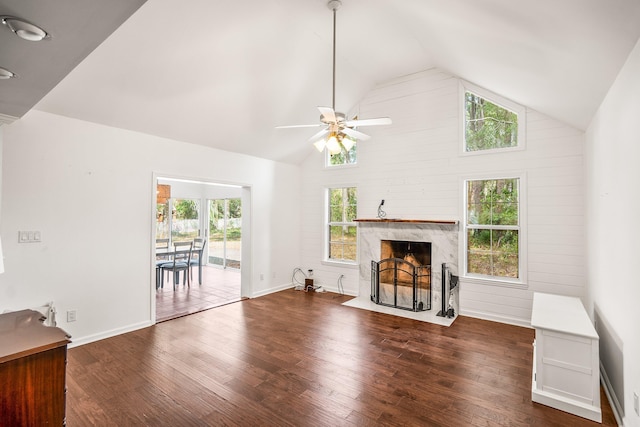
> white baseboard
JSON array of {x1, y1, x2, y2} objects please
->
[
  {"x1": 600, "y1": 362, "x2": 624, "y2": 426},
  {"x1": 459, "y1": 308, "x2": 531, "y2": 328},
  {"x1": 251, "y1": 282, "x2": 297, "y2": 298},
  {"x1": 532, "y1": 388, "x2": 602, "y2": 423},
  {"x1": 68, "y1": 320, "x2": 153, "y2": 348},
  {"x1": 315, "y1": 285, "x2": 358, "y2": 296}
]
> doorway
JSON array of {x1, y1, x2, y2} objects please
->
[{"x1": 153, "y1": 176, "x2": 250, "y2": 322}]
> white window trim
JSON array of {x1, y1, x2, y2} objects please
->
[
  {"x1": 323, "y1": 186, "x2": 359, "y2": 266},
  {"x1": 323, "y1": 147, "x2": 358, "y2": 169},
  {"x1": 323, "y1": 160, "x2": 359, "y2": 171},
  {"x1": 459, "y1": 80, "x2": 527, "y2": 156},
  {"x1": 460, "y1": 172, "x2": 528, "y2": 287}
]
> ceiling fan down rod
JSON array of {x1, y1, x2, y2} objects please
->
[{"x1": 328, "y1": 0, "x2": 341, "y2": 112}]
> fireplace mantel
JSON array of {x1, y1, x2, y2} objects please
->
[{"x1": 355, "y1": 218, "x2": 458, "y2": 225}]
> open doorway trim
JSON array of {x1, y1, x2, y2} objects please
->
[{"x1": 150, "y1": 172, "x2": 253, "y2": 323}]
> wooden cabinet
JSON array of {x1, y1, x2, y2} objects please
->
[
  {"x1": 531, "y1": 293, "x2": 601, "y2": 423},
  {"x1": 0, "y1": 309, "x2": 71, "y2": 426}
]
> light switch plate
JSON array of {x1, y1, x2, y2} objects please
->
[{"x1": 18, "y1": 230, "x2": 41, "y2": 243}]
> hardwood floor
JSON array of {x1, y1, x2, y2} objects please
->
[
  {"x1": 156, "y1": 265, "x2": 241, "y2": 322},
  {"x1": 68, "y1": 290, "x2": 617, "y2": 426}
]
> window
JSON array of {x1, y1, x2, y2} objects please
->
[
  {"x1": 465, "y1": 178, "x2": 520, "y2": 280},
  {"x1": 171, "y1": 198, "x2": 201, "y2": 242},
  {"x1": 327, "y1": 138, "x2": 357, "y2": 166},
  {"x1": 327, "y1": 187, "x2": 357, "y2": 262},
  {"x1": 462, "y1": 82, "x2": 525, "y2": 153}
]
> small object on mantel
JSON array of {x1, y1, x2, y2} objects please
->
[{"x1": 354, "y1": 218, "x2": 458, "y2": 225}]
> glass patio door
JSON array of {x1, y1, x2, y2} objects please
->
[{"x1": 208, "y1": 198, "x2": 241, "y2": 269}]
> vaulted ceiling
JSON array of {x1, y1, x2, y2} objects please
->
[{"x1": 2, "y1": 0, "x2": 640, "y2": 164}]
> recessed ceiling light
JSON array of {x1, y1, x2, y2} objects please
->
[
  {"x1": 1, "y1": 16, "x2": 48, "y2": 41},
  {"x1": 0, "y1": 67, "x2": 17, "y2": 79}
]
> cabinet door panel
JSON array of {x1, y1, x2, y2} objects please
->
[{"x1": 0, "y1": 346, "x2": 67, "y2": 425}]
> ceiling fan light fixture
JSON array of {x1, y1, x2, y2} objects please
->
[
  {"x1": 0, "y1": 67, "x2": 17, "y2": 79},
  {"x1": 341, "y1": 137, "x2": 355, "y2": 151},
  {"x1": 314, "y1": 139, "x2": 327, "y2": 152},
  {"x1": 1, "y1": 16, "x2": 48, "y2": 41},
  {"x1": 326, "y1": 134, "x2": 341, "y2": 154}
]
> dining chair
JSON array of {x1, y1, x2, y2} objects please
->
[
  {"x1": 155, "y1": 238, "x2": 171, "y2": 289},
  {"x1": 189, "y1": 238, "x2": 207, "y2": 285},
  {"x1": 159, "y1": 241, "x2": 193, "y2": 290},
  {"x1": 155, "y1": 238, "x2": 169, "y2": 248}
]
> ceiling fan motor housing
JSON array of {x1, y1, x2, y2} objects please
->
[{"x1": 320, "y1": 111, "x2": 345, "y2": 124}]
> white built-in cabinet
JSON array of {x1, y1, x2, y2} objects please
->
[{"x1": 531, "y1": 292, "x2": 601, "y2": 423}]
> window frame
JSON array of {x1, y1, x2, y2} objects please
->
[
  {"x1": 460, "y1": 81, "x2": 527, "y2": 156},
  {"x1": 323, "y1": 186, "x2": 359, "y2": 266},
  {"x1": 461, "y1": 173, "x2": 527, "y2": 287},
  {"x1": 324, "y1": 141, "x2": 358, "y2": 168}
]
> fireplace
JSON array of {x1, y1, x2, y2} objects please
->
[{"x1": 370, "y1": 240, "x2": 431, "y2": 311}]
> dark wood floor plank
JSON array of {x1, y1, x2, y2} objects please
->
[{"x1": 66, "y1": 289, "x2": 617, "y2": 426}]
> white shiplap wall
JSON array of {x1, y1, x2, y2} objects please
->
[{"x1": 300, "y1": 68, "x2": 585, "y2": 326}]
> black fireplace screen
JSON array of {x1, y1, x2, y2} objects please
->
[{"x1": 371, "y1": 258, "x2": 431, "y2": 312}]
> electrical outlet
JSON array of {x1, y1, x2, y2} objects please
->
[
  {"x1": 634, "y1": 391, "x2": 639, "y2": 416},
  {"x1": 260, "y1": 273, "x2": 264, "y2": 281},
  {"x1": 67, "y1": 310, "x2": 77, "y2": 322}
]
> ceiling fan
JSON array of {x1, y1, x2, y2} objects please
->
[{"x1": 276, "y1": 0, "x2": 392, "y2": 154}]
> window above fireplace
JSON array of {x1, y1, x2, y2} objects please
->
[{"x1": 461, "y1": 81, "x2": 526, "y2": 155}]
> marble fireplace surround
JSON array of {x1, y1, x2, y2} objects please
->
[{"x1": 343, "y1": 219, "x2": 460, "y2": 326}]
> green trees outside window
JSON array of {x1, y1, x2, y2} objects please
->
[
  {"x1": 209, "y1": 198, "x2": 241, "y2": 269},
  {"x1": 328, "y1": 187, "x2": 357, "y2": 262},
  {"x1": 172, "y1": 199, "x2": 200, "y2": 242},
  {"x1": 465, "y1": 91, "x2": 518, "y2": 152},
  {"x1": 329, "y1": 140, "x2": 357, "y2": 166},
  {"x1": 466, "y1": 178, "x2": 519, "y2": 279}
]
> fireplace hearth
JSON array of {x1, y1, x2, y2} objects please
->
[{"x1": 370, "y1": 240, "x2": 431, "y2": 312}]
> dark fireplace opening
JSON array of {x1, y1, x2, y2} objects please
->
[{"x1": 371, "y1": 240, "x2": 431, "y2": 312}]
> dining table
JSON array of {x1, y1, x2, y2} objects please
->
[{"x1": 155, "y1": 245, "x2": 205, "y2": 288}]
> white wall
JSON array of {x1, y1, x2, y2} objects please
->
[
  {"x1": 585, "y1": 38, "x2": 640, "y2": 426},
  {"x1": 0, "y1": 110, "x2": 301, "y2": 345},
  {"x1": 300, "y1": 68, "x2": 586, "y2": 326}
]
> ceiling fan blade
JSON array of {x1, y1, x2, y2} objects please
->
[
  {"x1": 275, "y1": 124, "x2": 323, "y2": 129},
  {"x1": 341, "y1": 127, "x2": 371, "y2": 141},
  {"x1": 308, "y1": 128, "x2": 329, "y2": 142},
  {"x1": 318, "y1": 106, "x2": 337, "y2": 124},
  {"x1": 344, "y1": 117, "x2": 392, "y2": 127}
]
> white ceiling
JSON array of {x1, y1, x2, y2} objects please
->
[
  {"x1": 3, "y1": 0, "x2": 640, "y2": 164},
  {"x1": 0, "y1": 0, "x2": 146, "y2": 120}
]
